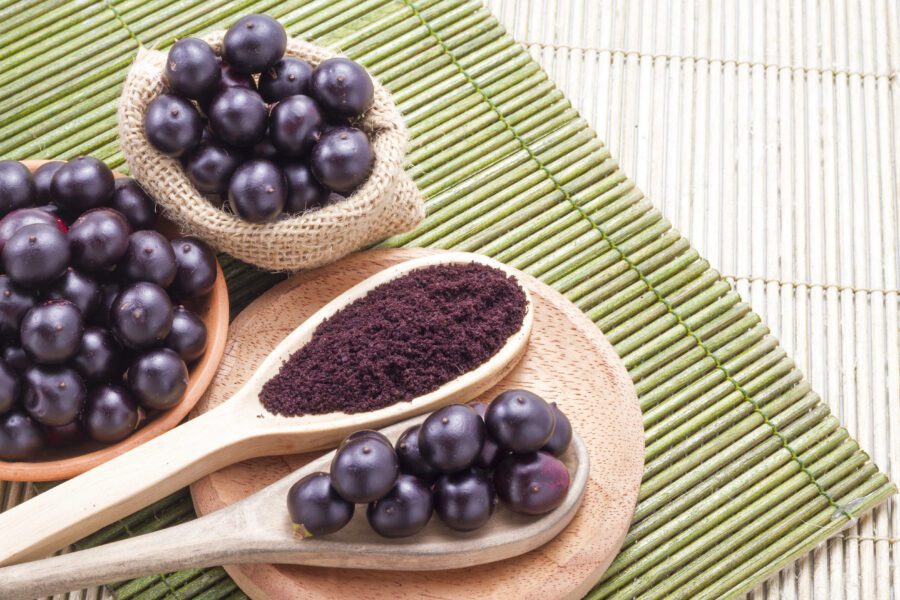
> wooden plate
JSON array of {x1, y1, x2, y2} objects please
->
[
  {"x1": 191, "y1": 248, "x2": 643, "y2": 600},
  {"x1": 0, "y1": 160, "x2": 230, "y2": 482}
]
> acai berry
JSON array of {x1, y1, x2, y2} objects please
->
[
  {"x1": 330, "y1": 435, "x2": 398, "y2": 503},
  {"x1": 310, "y1": 127, "x2": 373, "y2": 193},
  {"x1": 110, "y1": 282, "x2": 173, "y2": 349},
  {"x1": 395, "y1": 424, "x2": 439, "y2": 482},
  {"x1": 367, "y1": 474, "x2": 433, "y2": 538},
  {"x1": 144, "y1": 94, "x2": 204, "y2": 157},
  {"x1": 484, "y1": 389, "x2": 556, "y2": 453},
  {"x1": 126, "y1": 348, "x2": 188, "y2": 411},
  {"x1": 165, "y1": 38, "x2": 221, "y2": 101},
  {"x1": 418, "y1": 404, "x2": 485, "y2": 473},
  {"x1": 493, "y1": 452, "x2": 570, "y2": 515},
  {"x1": 223, "y1": 14, "x2": 287, "y2": 74},
  {"x1": 286, "y1": 472, "x2": 354, "y2": 538},
  {"x1": 111, "y1": 179, "x2": 157, "y2": 230},
  {"x1": 433, "y1": 468, "x2": 496, "y2": 531},
  {"x1": 542, "y1": 403, "x2": 572, "y2": 456},
  {"x1": 227, "y1": 159, "x2": 285, "y2": 223},
  {"x1": 0, "y1": 161, "x2": 36, "y2": 216},
  {"x1": 309, "y1": 57, "x2": 375, "y2": 117},
  {"x1": 259, "y1": 58, "x2": 313, "y2": 103}
]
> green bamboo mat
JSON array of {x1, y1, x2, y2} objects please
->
[{"x1": 1, "y1": 0, "x2": 895, "y2": 598}]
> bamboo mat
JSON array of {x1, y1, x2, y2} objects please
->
[
  {"x1": 0, "y1": 0, "x2": 896, "y2": 598},
  {"x1": 485, "y1": 2, "x2": 900, "y2": 598}
]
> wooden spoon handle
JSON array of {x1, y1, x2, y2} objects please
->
[
  {"x1": 0, "y1": 508, "x2": 254, "y2": 600},
  {"x1": 0, "y1": 402, "x2": 251, "y2": 566}
]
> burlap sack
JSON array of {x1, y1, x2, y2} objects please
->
[{"x1": 117, "y1": 32, "x2": 425, "y2": 271}]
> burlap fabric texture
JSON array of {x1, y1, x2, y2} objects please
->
[{"x1": 118, "y1": 32, "x2": 425, "y2": 271}]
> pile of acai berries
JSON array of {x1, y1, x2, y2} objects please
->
[
  {"x1": 145, "y1": 14, "x2": 376, "y2": 224},
  {"x1": 0, "y1": 158, "x2": 216, "y2": 461},
  {"x1": 287, "y1": 390, "x2": 573, "y2": 538}
]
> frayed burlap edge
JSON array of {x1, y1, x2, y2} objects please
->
[{"x1": 117, "y1": 32, "x2": 425, "y2": 272}]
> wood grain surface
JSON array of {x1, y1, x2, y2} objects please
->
[{"x1": 191, "y1": 248, "x2": 644, "y2": 600}]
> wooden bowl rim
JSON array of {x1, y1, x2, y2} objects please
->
[{"x1": 0, "y1": 159, "x2": 230, "y2": 482}]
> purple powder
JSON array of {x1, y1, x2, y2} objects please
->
[{"x1": 260, "y1": 262, "x2": 527, "y2": 416}]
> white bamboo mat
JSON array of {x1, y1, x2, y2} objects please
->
[{"x1": 482, "y1": 0, "x2": 899, "y2": 598}]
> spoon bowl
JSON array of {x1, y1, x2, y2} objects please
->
[
  {"x1": 0, "y1": 252, "x2": 533, "y2": 566},
  {"x1": 0, "y1": 413, "x2": 587, "y2": 600}
]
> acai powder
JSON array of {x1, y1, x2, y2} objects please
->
[{"x1": 260, "y1": 263, "x2": 527, "y2": 416}]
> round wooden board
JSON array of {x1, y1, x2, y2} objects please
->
[{"x1": 190, "y1": 248, "x2": 644, "y2": 600}]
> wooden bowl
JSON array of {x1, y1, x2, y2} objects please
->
[{"x1": 0, "y1": 160, "x2": 230, "y2": 482}]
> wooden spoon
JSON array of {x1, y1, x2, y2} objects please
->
[
  {"x1": 0, "y1": 413, "x2": 587, "y2": 600},
  {"x1": 0, "y1": 252, "x2": 533, "y2": 566}
]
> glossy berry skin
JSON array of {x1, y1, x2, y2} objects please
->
[
  {"x1": 367, "y1": 474, "x2": 433, "y2": 538},
  {"x1": 33, "y1": 161, "x2": 64, "y2": 204},
  {"x1": 227, "y1": 159, "x2": 285, "y2": 223},
  {"x1": 269, "y1": 95, "x2": 323, "y2": 156},
  {"x1": 282, "y1": 161, "x2": 328, "y2": 213},
  {"x1": 110, "y1": 282, "x2": 173, "y2": 349},
  {"x1": 20, "y1": 301, "x2": 84, "y2": 365},
  {"x1": 144, "y1": 94, "x2": 204, "y2": 157},
  {"x1": 83, "y1": 384, "x2": 141, "y2": 443},
  {"x1": 23, "y1": 364, "x2": 85, "y2": 426},
  {"x1": 0, "y1": 411, "x2": 43, "y2": 460},
  {"x1": 45, "y1": 419, "x2": 84, "y2": 448},
  {"x1": 165, "y1": 38, "x2": 221, "y2": 100},
  {"x1": 0, "y1": 160, "x2": 36, "y2": 216},
  {"x1": 223, "y1": 14, "x2": 287, "y2": 74},
  {"x1": 47, "y1": 268, "x2": 101, "y2": 317},
  {"x1": 310, "y1": 127, "x2": 373, "y2": 193},
  {"x1": 68, "y1": 208, "x2": 132, "y2": 272},
  {"x1": 72, "y1": 326, "x2": 121, "y2": 383},
  {"x1": 0, "y1": 275, "x2": 36, "y2": 338},
  {"x1": 208, "y1": 88, "x2": 268, "y2": 148},
  {"x1": 121, "y1": 230, "x2": 177, "y2": 287},
  {"x1": 0, "y1": 359, "x2": 20, "y2": 414},
  {"x1": 184, "y1": 139, "x2": 243, "y2": 195},
  {"x1": 310, "y1": 58, "x2": 375, "y2": 117},
  {"x1": 170, "y1": 236, "x2": 217, "y2": 299},
  {"x1": 330, "y1": 436, "x2": 399, "y2": 503},
  {"x1": 418, "y1": 404, "x2": 485, "y2": 473},
  {"x1": 259, "y1": 58, "x2": 313, "y2": 103},
  {"x1": 49, "y1": 157, "x2": 115, "y2": 213},
  {"x1": 395, "y1": 425, "x2": 438, "y2": 482},
  {"x1": 494, "y1": 452, "x2": 570, "y2": 515},
  {"x1": 165, "y1": 306, "x2": 207, "y2": 362},
  {"x1": 0, "y1": 208, "x2": 65, "y2": 252},
  {"x1": 127, "y1": 348, "x2": 188, "y2": 410},
  {"x1": 342, "y1": 429, "x2": 391, "y2": 448},
  {"x1": 287, "y1": 472, "x2": 354, "y2": 538},
  {"x1": 2, "y1": 345, "x2": 30, "y2": 372},
  {"x1": 3, "y1": 223, "x2": 70, "y2": 287},
  {"x1": 484, "y1": 389, "x2": 556, "y2": 453},
  {"x1": 433, "y1": 468, "x2": 497, "y2": 531},
  {"x1": 542, "y1": 403, "x2": 572, "y2": 457},
  {"x1": 111, "y1": 179, "x2": 157, "y2": 230}
]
